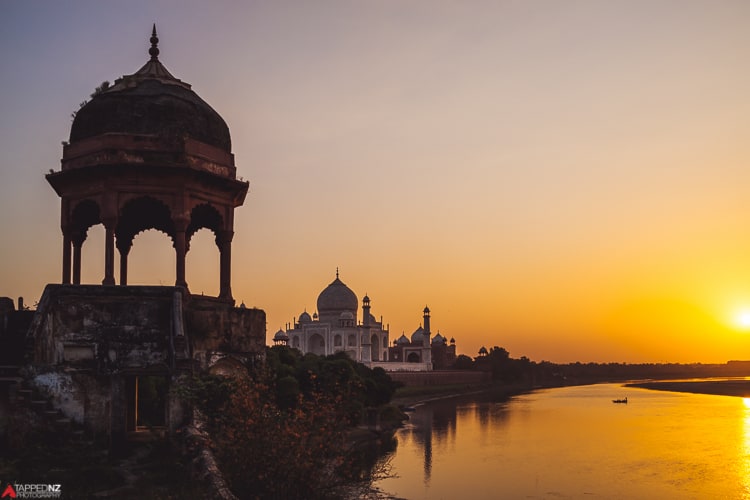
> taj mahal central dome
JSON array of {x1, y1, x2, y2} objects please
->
[{"x1": 316, "y1": 270, "x2": 358, "y2": 315}]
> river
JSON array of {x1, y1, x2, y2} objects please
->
[{"x1": 374, "y1": 382, "x2": 750, "y2": 499}]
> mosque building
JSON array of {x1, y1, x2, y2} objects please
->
[
  {"x1": 274, "y1": 271, "x2": 458, "y2": 371},
  {"x1": 388, "y1": 310, "x2": 457, "y2": 370}
]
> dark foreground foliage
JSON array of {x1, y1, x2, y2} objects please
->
[
  {"x1": 185, "y1": 346, "x2": 400, "y2": 499},
  {"x1": 0, "y1": 405, "x2": 207, "y2": 499}
]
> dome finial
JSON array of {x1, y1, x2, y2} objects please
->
[
  {"x1": 336, "y1": 267, "x2": 339, "y2": 279},
  {"x1": 149, "y1": 24, "x2": 160, "y2": 61}
]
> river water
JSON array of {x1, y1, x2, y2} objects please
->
[{"x1": 374, "y1": 382, "x2": 750, "y2": 499}]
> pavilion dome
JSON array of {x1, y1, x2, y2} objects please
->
[
  {"x1": 299, "y1": 311, "x2": 312, "y2": 323},
  {"x1": 396, "y1": 333, "x2": 410, "y2": 345},
  {"x1": 273, "y1": 329, "x2": 288, "y2": 341},
  {"x1": 431, "y1": 333, "x2": 445, "y2": 345},
  {"x1": 69, "y1": 26, "x2": 231, "y2": 152},
  {"x1": 317, "y1": 273, "x2": 358, "y2": 315}
]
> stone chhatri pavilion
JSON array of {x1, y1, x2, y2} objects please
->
[
  {"x1": 47, "y1": 25, "x2": 247, "y2": 300},
  {"x1": 0, "y1": 27, "x2": 265, "y2": 450}
]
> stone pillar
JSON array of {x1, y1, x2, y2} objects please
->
[
  {"x1": 119, "y1": 247, "x2": 130, "y2": 286},
  {"x1": 218, "y1": 230, "x2": 234, "y2": 300},
  {"x1": 174, "y1": 218, "x2": 188, "y2": 288},
  {"x1": 62, "y1": 231, "x2": 72, "y2": 284},
  {"x1": 71, "y1": 232, "x2": 84, "y2": 285},
  {"x1": 102, "y1": 219, "x2": 116, "y2": 285}
]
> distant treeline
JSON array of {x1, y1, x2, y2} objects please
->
[{"x1": 453, "y1": 347, "x2": 750, "y2": 384}]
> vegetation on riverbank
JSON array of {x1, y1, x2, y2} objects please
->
[
  {"x1": 182, "y1": 345, "x2": 403, "y2": 499},
  {"x1": 452, "y1": 345, "x2": 750, "y2": 386},
  {"x1": 1, "y1": 346, "x2": 403, "y2": 499},
  {"x1": 393, "y1": 382, "x2": 489, "y2": 402}
]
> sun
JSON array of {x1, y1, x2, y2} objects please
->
[{"x1": 735, "y1": 310, "x2": 750, "y2": 331}]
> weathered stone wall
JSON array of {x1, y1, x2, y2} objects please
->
[
  {"x1": 0, "y1": 298, "x2": 34, "y2": 364},
  {"x1": 28, "y1": 285, "x2": 266, "y2": 371},
  {"x1": 186, "y1": 296, "x2": 265, "y2": 367},
  {"x1": 24, "y1": 285, "x2": 266, "y2": 439},
  {"x1": 370, "y1": 361, "x2": 432, "y2": 372},
  {"x1": 28, "y1": 285, "x2": 175, "y2": 370},
  {"x1": 387, "y1": 370, "x2": 491, "y2": 387}
]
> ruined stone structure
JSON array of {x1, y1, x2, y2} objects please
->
[
  {"x1": 0, "y1": 27, "x2": 265, "y2": 449},
  {"x1": 25, "y1": 285, "x2": 263, "y2": 444}
]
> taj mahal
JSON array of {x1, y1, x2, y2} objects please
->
[{"x1": 274, "y1": 270, "x2": 457, "y2": 371}]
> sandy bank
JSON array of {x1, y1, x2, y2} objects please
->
[
  {"x1": 391, "y1": 381, "x2": 546, "y2": 409},
  {"x1": 627, "y1": 379, "x2": 750, "y2": 398}
]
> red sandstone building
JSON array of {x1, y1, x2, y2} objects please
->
[{"x1": 0, "y1": 27, "x2": 265, "y2": 449}]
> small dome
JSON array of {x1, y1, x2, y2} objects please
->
[
  {"x1": 299, "y1": 311, "x2": 312, "y2": 323},
  {"x1": 450, "y1": 337, "x2": 456, "y2": 344},
  {"x1": 431, "y1": 333, "x2": 445, "y2": 345},
  {"x1": 273, "y1": 329, "x2": 288, "y2": 341},
  {"x1": 411, "y1": 326, "x2": 425, "y2": 344},
  {"x1": 396, "y1": 333, "x2": 410, "y2": 345},
  {"x1": 317, "y1": 274, "x2": 358, "y2": 314}
]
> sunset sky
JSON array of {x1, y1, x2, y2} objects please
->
[{"x1": 2, "y1": 1, "x2": 750, "y2": 363}]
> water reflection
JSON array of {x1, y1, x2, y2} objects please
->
[
  {"x1": 742, "y1": 398, "x2": 750, "y2": 497},
  {"x1": 377, "y1": 384, "x2": 750, "y2": 499},
  {"x1": 401, "y1": 398, "x2": 458, "y2": 483}
]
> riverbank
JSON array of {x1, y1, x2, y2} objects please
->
[
  {"x1": 390, "y1": 380, "x2": 548, "y2": 409},
  {"x1": 627, "y1": 379, "x2": 750, "y2": 398}
]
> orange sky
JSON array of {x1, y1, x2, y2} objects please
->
[{"x1": 2, "y1": 1, "x2": 750, "y2": 363}]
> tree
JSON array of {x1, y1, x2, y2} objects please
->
[
  {"x1": 453, "y1": 354, "x2": 474, "y2": 370},
  {"x1": 212, "y1": 375, "x2": 353, "y2": 499},
  {"x1": 184, "y1": 346, "x2": 399, "y2": 498}
]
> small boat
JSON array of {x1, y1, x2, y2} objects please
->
[{"x1": 612, "y1": 397, "x2": 628, "y2": 404}]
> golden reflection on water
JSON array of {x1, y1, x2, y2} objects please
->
[
  {"x1": 743, "y1": 398, "x2": 750, "y2": 498},
  {"x1": 379, "y1": 384, "x2": 750, "y2": 499}
]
